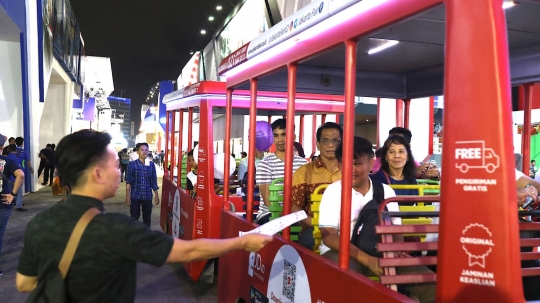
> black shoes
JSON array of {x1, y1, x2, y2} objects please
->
[
  {"x1": 41, "y1": 183, "x2": 47, "y2": 186},
  {"x1": 15, "y1": 207, "x2": 28, "y2": 212}
]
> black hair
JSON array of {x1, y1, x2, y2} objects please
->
[
  {"x1": 7, "y1": 144, "x2": 17, "y2": 153},
  {"x1": 316, "y1": 122, "x2": 343, "y2": 142},
  {"x1": 136, "y1": 142, "x2": 149, "y2": 151},
  {"x1": 2, "y1": 148, "x2": 9, "y2": 155},
  {"x1": 187, "y1": 149, "x2": 194, "y2": 157},
  {"x1": 231, "y1": 153, "x2": 236, "y2": 158},
  {"x1": 46, "y1": 144, "x2": 52, "y2": 148},
  {"x1": 15, "y1": 137, "x2": 23, "y2": 146},
  {"x1": 388, "y1": 127, "x2": 412, "y2": 144},
  {"x1": 51, "y1": 144, "x2": 56, "y2": 150},
  {"x1": 532, "y1": 160, "x2": 536, "y2": 164},
  {"x1": 335, "y1": 136, "x2": 374, "y2": 163},
  {"x1": 379, "y1": 135, "x2": 417, "y2": 182},
  {"x1": 293, "y1": 142, "x2": 305, "y2": 158},
  {"x1": 271, "y1": 118, "x2": 287, "y2": 131},
  {"x1": 241, "y1": 151, "x2": 247, "y2": 157},
  {"x1": 8, "y1": 137, "x2": 15, "y2": 142},
  {"x1": 56, "y1": 129, "x2": 112, "y2": 190}
]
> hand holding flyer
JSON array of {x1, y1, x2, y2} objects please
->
[{"x1": 239, "y1": 211, "x2": 307, "y2": 236}]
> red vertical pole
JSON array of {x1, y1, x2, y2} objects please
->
[
  {"x1": 283, "y1": 64, "x2": 297, "y2": 240},
  {"x1": 376, "y1": 98, "x2": 381, "y2": 149},
  {"x1": 247, "y1": 80, "x2": 258, "y2": 223},
  {"x1": 299, "y1": 115, "x2": 304, "y2": 146},
  {"x1": 437, "y1": 0, "x2": 521, "y2": 301},
  {"x1": 339, "y1": 40, "x2": 356, "y2": 269},
  {"x1": 395, "y1": 99, "x2": 404, "y2": 127},
  {"x1": 335, "y1": 114, "x2": 340, "y2": 124},
  {"x1": 188, "y1": 108, "x2": 193, "y2": 160},
  {"x1": 177, "y1": 110, "x2": 184, "y2": 188},
  {"x1": 310, "y1": 116, "x2": 317, "y2": 159},
  {"x1": 403, "y1": 98, "x2": 411, "y2": 129},
  {"x1": 321, "y1": 114, "x2": 327, "y2": 125},
  {"x1": 428, "y1": 97, "x2": 434, "y2": 155},
  {"x1": 523, "y1": 83, "x2": 535, "y2": 173},
  {"x1": 164, "y1": 111, "x2": 170, "y2": 178},
  {"x1": 170, "y1": 110, "x2": 176, "y2": 181},
  {"x1": 223, "y1": 89, "x2": 233, "y2": 211}
]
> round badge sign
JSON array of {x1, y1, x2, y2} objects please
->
[
  {"x1": 267, "y1": 245, "x2": 311, "y2": 303},
  {"x1": 172, "y1": 189, "x2": 181, "y2": 238}
]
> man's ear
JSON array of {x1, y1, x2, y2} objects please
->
[{"x1": 92, "y1": 166, "x2": 106, "y2": 184}]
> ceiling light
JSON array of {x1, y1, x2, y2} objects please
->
[
  {"x1": 216, "y1": 5, "x2": 222, "y2": 10},
  {"x1": 190, "y1": 51, "x2": 194, "y2": 55},
  {"x1": 502, "y1": 0, "x2": 517, "y2": 9},
  {"x1": 208, "y1": 16, "x2": 215, "y2": 21},
  {"x1": 367, "y1": 38, "x2": 399, "y2": 55},
  {"x1": 201, "y1": 30, "x2": 207, "y2": 34},
  {"x1": 366, "y1": 119, "x2": 369, "y2": 121}
]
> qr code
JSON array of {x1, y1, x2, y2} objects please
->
[{"x1": 282, "y1": 259, "x2": 296, "y2": 302}]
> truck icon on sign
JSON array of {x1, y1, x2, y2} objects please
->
[{"x1": 455, "y1": 141, "x2": 500, "y2": 173}]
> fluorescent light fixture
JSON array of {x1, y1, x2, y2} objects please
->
[
  {"x1": 208, "y1": 16, "x2": 215, "y2": 21},
  {"x1": 200, "y1": 30, "x2": 207, "y2": 34},
  {"x1": 502, "y1": 0, "x2": 517, "y2": 9},
  {"x1": 368, "y1": 38, "x2": 399, "y2": 54},
  {"x1": 216, "y1": 5, "x2": 222, "y2": 10}
]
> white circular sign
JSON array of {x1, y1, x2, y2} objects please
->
[
  {"x1": 172, "y1": 189, "x2": 181, "y2": 238},
  {"x1": 267, "y1": 245, "x2": 311, "y2": 303}
]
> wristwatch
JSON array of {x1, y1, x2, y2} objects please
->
[{"x1": 10, "y1": 192, "x2": 17, "y2": 197}]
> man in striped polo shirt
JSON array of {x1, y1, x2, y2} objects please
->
[{"x1": 255, "y1": 119, "x2": 307, "y2": 224}]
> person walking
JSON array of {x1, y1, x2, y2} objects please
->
[
  {"x1": 42, "y1": 144, "x2": 55, "y2": 186},
  {"x1": 37, "y1": 144, "x2": 51, "y2": 178},
  {"x1": 125, "y1": 143, "x2": 159, "y2": 226},
  {"x1": 0, "y1": 135, "x2": 25, "y2": 276},
  {"x1": 15, "y1": 130, "x2": 271, "y2": 300},
  {"x1": 119, "y1": 148, "x2": 130, "y2": 182},
  {"x1": 6, "y1": 144, "x2": 27, "y2": 211}
]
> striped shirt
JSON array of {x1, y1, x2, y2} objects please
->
[{"x1": 256, "y1": 154, "x2": 308, "y2": 218}]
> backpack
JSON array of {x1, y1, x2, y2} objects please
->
[
  {"x1": 350, "y1": 181, "x2": 386, "y2": 257},
  {"x1": 120, "y1": 153, "x2": 130, "y2": 165},
  {"x1": 25, "y1": 208, "x2": 100, "y2": 303}
]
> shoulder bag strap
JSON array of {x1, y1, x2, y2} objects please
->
[{"x1": 58, "y1": 207, "x2": 101, "y2": 278}]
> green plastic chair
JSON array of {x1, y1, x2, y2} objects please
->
[{"x1": 268, "y1": 177, "x2": 302, "y2": 241}]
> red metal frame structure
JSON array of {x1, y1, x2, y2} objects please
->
[
  {"x1": 160, "y1": 81, "x2": 346, "y2": 282},
  {"x1": 522, "y1": 83, "x2": 535, "y2": 173},
  {"x1": 215, "y1": 0, "x2": 525, "y2": 302}
]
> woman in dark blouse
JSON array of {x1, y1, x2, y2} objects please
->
[{"x1": 371, "y1": 135, "x2": 418, "y2": 195}]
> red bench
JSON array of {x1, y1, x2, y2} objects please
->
[{"x1": 375, "y1": 196, "x2": 540, "y2": 291}]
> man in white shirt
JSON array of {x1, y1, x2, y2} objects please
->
[
  {"x1": 129, "y1": 147, "x2": 139, "y2": 161},
  {"x1": 319, "y1": 136, "x2": 435, "y2": 303}
]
